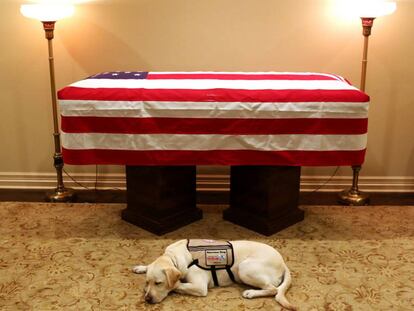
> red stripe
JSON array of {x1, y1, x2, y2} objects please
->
[
  {"x1": 62, "y1": 148, "x2": 366, "y2": 166},
  {"x1": 58, "y1": 87, "x2": 369, "y2": 103},
  {"x1": 61, "y1": 117, "x2": 368, "y2": 135},
  {"x1": 147, "y1": 73, "x2": 339, "y2": 81}
]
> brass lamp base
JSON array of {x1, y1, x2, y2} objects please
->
[
  {"x1": 338, "y1": 189, "x2": 370, "y2": 206},
  {"x1": 46, "y1": 187, "x2": 76, "y2": 203}
]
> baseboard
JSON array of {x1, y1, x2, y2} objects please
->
[
  {"x1": 300, "y1": 176, "x2": 414, "y2": 192},
  {"x1": 0, "y1": 172, "x2": 413, "y2": 193},
  {"x1": 0, "y1": 172, "x2": 126, "y2": 190},
  {"x1": 197, "y1": 174, "x2": 414, "y2": 193}
]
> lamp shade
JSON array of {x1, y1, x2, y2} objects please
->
[
  {"x1": 357, "y1": 1, "x2": 397, "y2": 18},
  {"x1": 20, "y1": 4, "x2": 74, "y2": 22}
]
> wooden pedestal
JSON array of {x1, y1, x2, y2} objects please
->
[
  {"x1": 122, "y1": 166, "x2": 202, "y2": 235},
  {"x1": 223, "y1": 166, "x2": 304, "y2": 236}
]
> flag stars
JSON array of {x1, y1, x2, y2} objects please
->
[{"x1": 88, "y1": 71, "x2": 147, "y2": 79}]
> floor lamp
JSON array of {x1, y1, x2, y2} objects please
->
[
  {"x1": 21, "y1": 3, "x2": 76, "y2": 202},
  {"x1": 338, "y1": 1, "x2": 397, "y2": 205}
]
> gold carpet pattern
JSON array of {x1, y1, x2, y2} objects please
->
[{"x1": 0, "y1": 202, "x2": 413, "y2": 310}]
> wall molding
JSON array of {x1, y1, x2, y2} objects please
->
[
  {"x1": 299, "y1": 176, "x2": 414, "y2": 193},
  {"x1": 0, "y1": 172, "x2": 413, "y2": 193},
  {"x1": 0, "y1": 172, "x2": 126, "y2": 190}
]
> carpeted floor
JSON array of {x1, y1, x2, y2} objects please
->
[{"x1": 0, "y1": 202, "x2": 413, "y2": 311}]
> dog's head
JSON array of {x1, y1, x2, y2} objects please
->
[{"x1": 144, "y1": 255, "x2": 181, "y2": 303}]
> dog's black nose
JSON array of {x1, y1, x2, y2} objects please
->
[{"x1": 145, "y1": 295, "x2": 153, "y2": 303}]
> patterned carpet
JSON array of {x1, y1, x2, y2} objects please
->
[{"x1": 0, "y1": 202, "x2": 413, "y2": 311}]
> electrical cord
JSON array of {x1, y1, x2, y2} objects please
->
[
  {"x1": 303, "y1": 166, "x2": 340, "y2": 195},
  {"x1": 63, "y1": 166, "x2": 339, "y2": 195},
  {"x1": 63, "y1": 166, "x2": 123, "y2": 192},
  {"x1": 95, "y1": 165, "x2": 123, "y2": 191},
  {"x1": 63, "y1": 168, "x2": 91, "y2": 190}
]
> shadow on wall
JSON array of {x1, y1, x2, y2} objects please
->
[
  {"x1": 55, "y1": 0, "x2": 342, "y2": 73},
  {"x1": 58, "y1": 5, "x2": 149, "y2": 74}
]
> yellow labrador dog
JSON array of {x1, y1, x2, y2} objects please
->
[{"x1": 133, "y1": 239, "x2": 296, "y2": 310}]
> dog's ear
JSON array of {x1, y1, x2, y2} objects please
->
[{"x1": 163, "y1": 267, "x2": 181, "y2": 289}]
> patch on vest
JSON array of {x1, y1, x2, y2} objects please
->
[
  {"x1": 206, "y1": 250, "x2": 227, "y2": 265},
  {"x1": 187, "y1": 239, "x2": 234, "y2": 269}
]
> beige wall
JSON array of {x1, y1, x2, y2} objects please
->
[{"x1": 1, "y1": 0, "x2": 413, "y2": 187}]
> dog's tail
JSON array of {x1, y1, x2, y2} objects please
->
[{"x1": 275, "y1": 264, "x2": 296, "y2": 311}]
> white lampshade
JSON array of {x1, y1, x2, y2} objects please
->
[
  {"x1": 20, "y1": 4, "x2": 74, "y2": 22},
  {"x1": 357, "y1": 1, "x2": 397, "y2": 18},
  {"x1": 333, "y1": 0, "x2": 397, "y2": 20}
]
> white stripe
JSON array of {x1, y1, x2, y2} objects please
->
[
  {"x1": 59, "y1": 100, "x2": 369, "y2": 119},
  {"x1": 61, "y1": 133, "x2": 367, "y2": 151},
  {"x1": 148, "y1": 72, "x2": 345, "y2": 81},
  {"x1": 70, "y1": 79, "x2": 357, "y2": 91}
]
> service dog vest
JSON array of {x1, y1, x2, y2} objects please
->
[{"x1": 187, "y1": 239, "x2": 235, "y2": 287}]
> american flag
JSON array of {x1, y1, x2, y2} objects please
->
[{"x1": 58, "y1": 71, "x2": 369, "y2": 166}]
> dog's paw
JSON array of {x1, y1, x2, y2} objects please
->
[
  {"x1": 132, "y1": 265, "x2": 147, "y2": 274},
  {"x1": 242, "y1": 289, "x2": 257, "y2": 299}
]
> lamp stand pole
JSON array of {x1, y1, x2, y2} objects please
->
[
  {"x1": 43, "y1": 21, "x2": 75, "y2": 202},
  {"x1": 338, "y1": 17, "x2": 374, "y2": 206}
]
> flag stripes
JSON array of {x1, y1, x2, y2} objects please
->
[
  {"x1": 61, "y1": 117, "x2": 368, "y2": 135},
  {"x1": 58, "y1": 71, "x2": 369, "y2": 166},
  {"x1": 61, "y1": 148, "x2": 366, "y2": 166},
  {"x1": 59, "y1": 100, "x2": 369, "y2": 119},
  {"x1": 62, "y1": 133, "x2": 367, "y2": 151}
]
